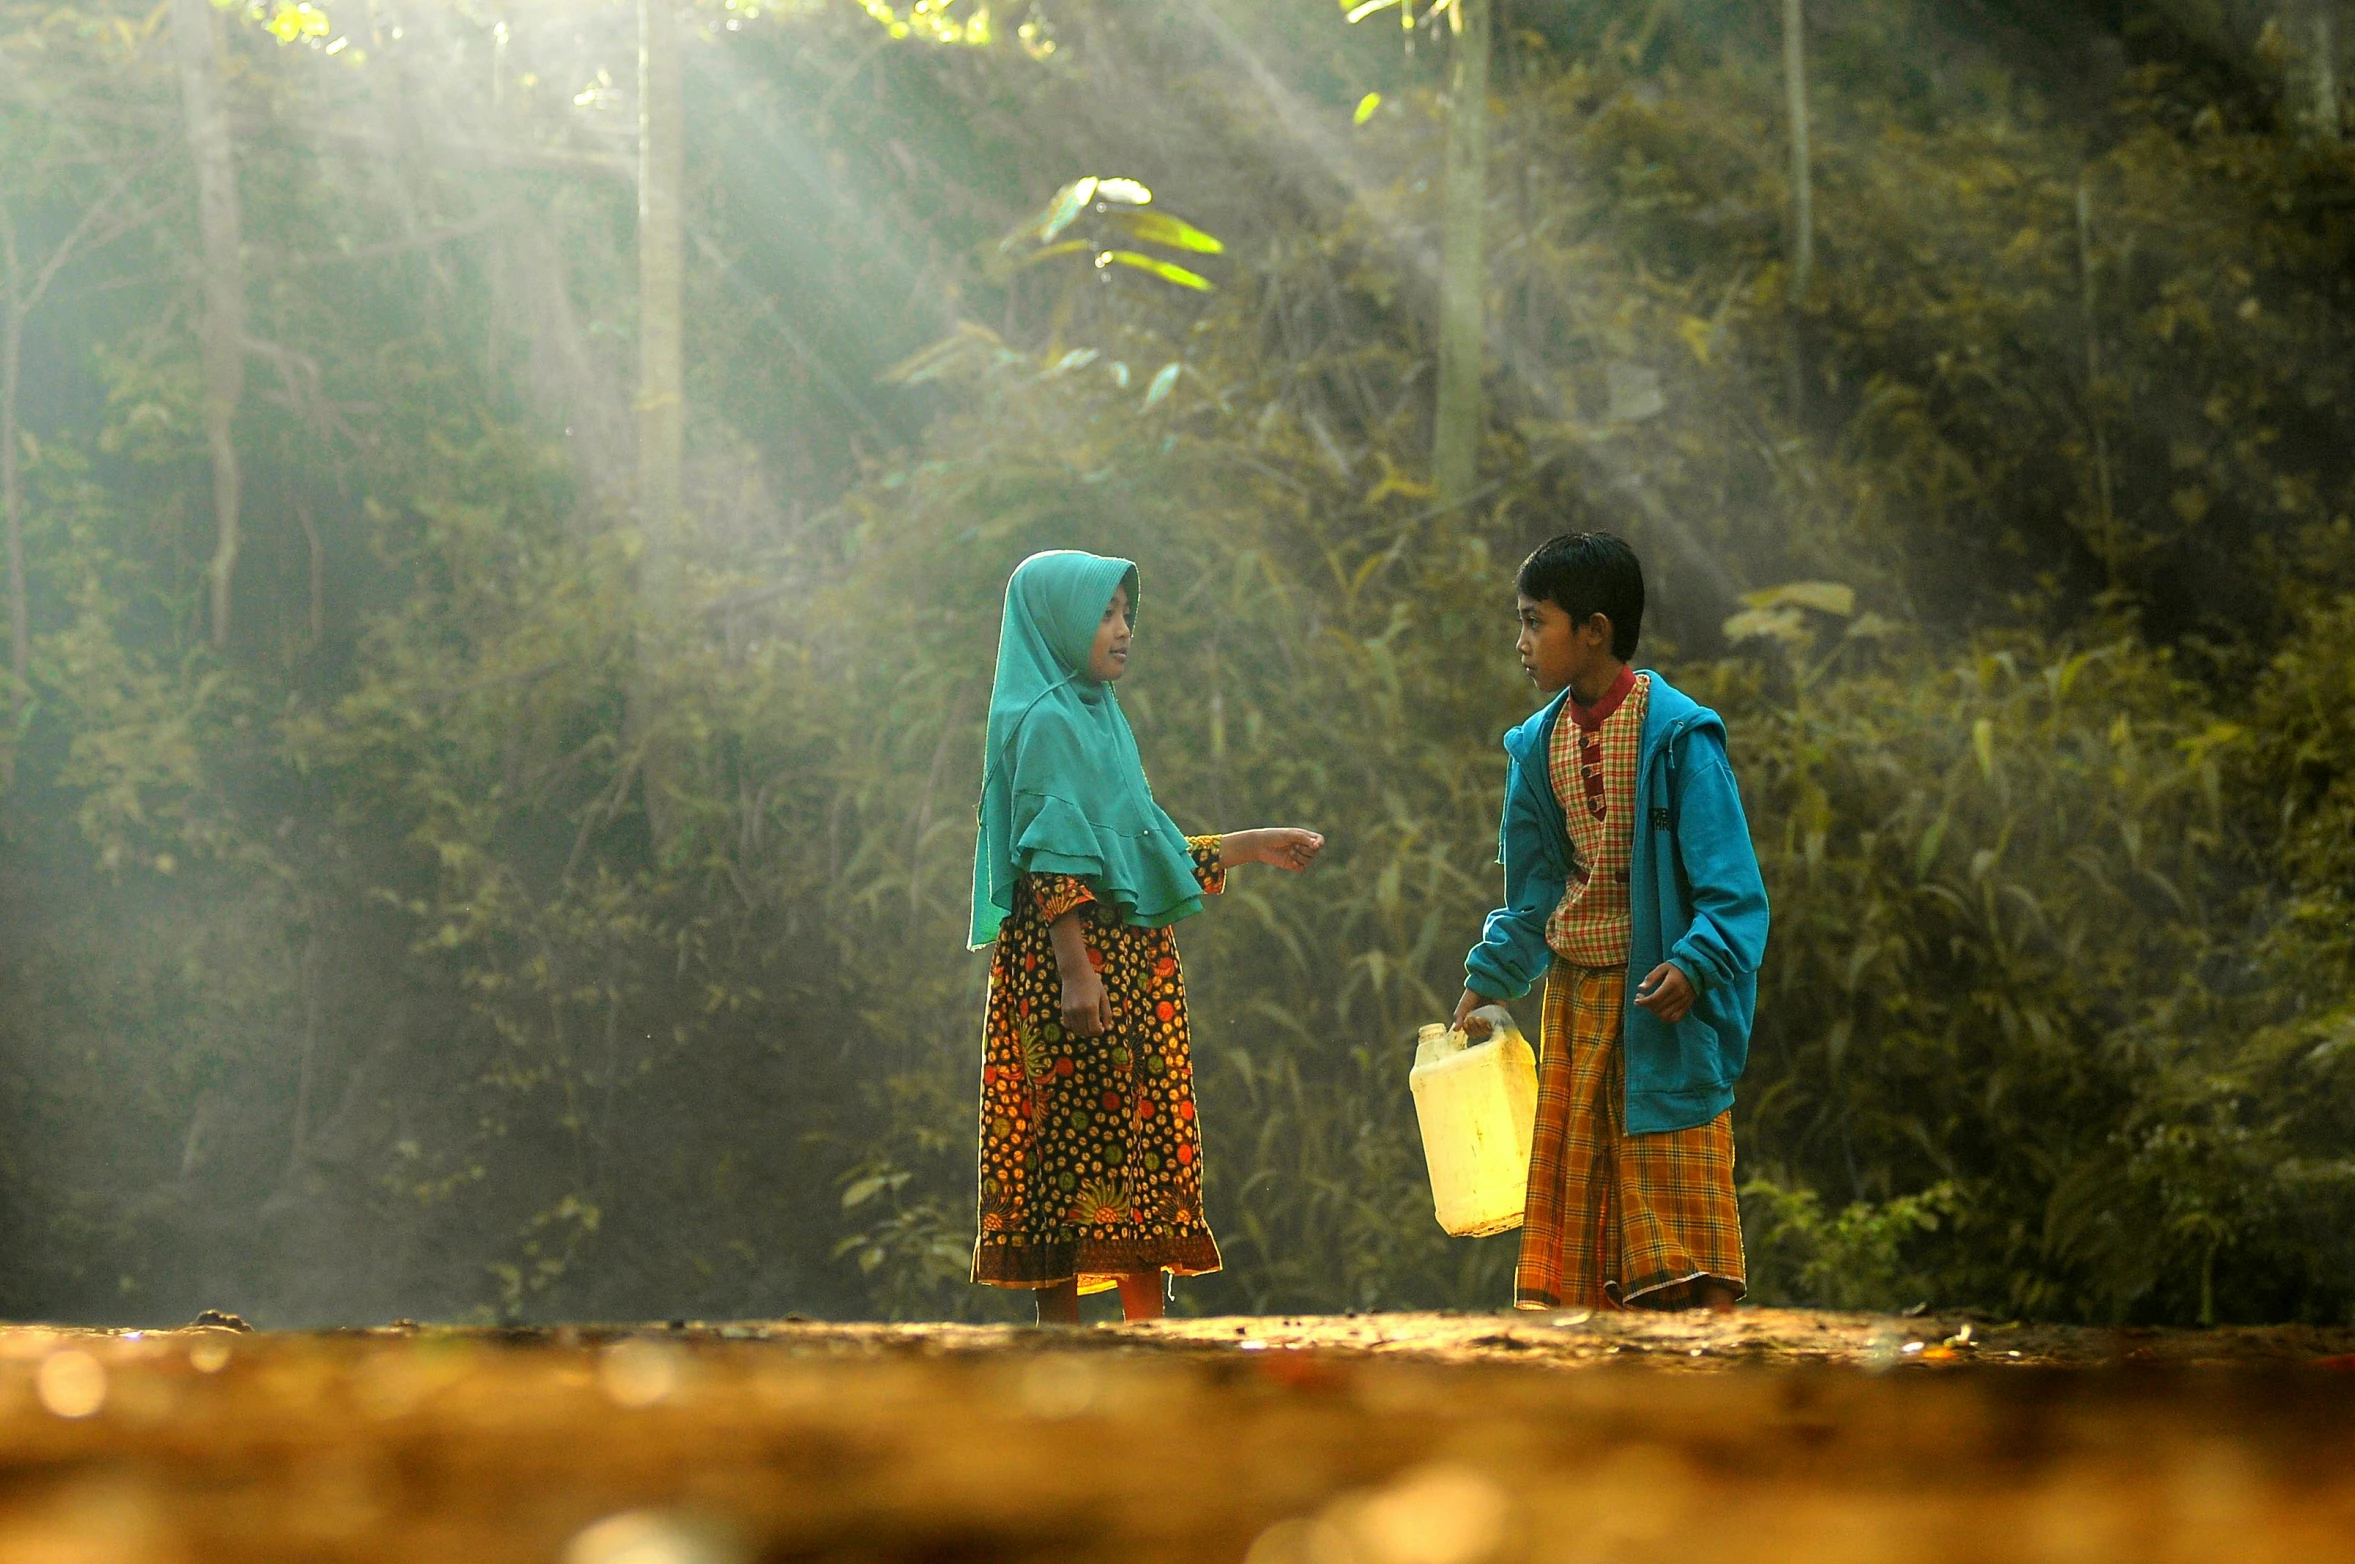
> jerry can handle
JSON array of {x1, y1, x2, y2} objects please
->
[{"x1": 1461, "y1": 1003, "x2": 1516, "y2": 1042}]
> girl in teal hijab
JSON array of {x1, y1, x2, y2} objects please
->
[{"x1": 969, "y1": 549, "x2": 1324, "y2": 1323}]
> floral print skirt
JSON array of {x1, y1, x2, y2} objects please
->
[{"x1": 971, "y1": 840, "x2": 1225, "y2": 1292}]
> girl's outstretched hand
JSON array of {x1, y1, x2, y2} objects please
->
[{"x1": 1221, "y1": 828, "x2": 1325, "y2": 871}]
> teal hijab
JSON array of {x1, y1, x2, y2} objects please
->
[{"x1": 968, "y1": 550, "x2": 1204, "y2": 949}]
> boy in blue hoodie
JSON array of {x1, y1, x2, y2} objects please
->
[{"x1": 1452, "y1": 533, "x2": 1769, "y2": 1312}]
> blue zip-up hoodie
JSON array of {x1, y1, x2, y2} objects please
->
[{"x1": 1464, "y1": 672, "x2": 1770, "y2": 1135}]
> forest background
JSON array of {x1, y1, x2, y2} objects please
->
[{"x1": 1, "y1": 0, "x2": 2351, "y2": 1328}]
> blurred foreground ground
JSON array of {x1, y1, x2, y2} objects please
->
[{"x1": 0, "y1": 1308, "x2": 2349, "y2": 1562}]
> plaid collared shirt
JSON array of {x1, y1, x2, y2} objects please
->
[{"x1": 1543, "y1": 670, "x2": 1648, "y2": 967}]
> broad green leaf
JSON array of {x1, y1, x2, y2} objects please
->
[
  {"x1": 1742, "y1": 580, "x2": 1856, "y2": 617},
  {"x1": 1097, "y1": 251, "x2": 1214, "y2": 290},
  {"x1": 1011, "y1": 238, "x2": 1092, "y2": 271},
  {"x1": 1722, "y1": 605, "x2": 1807, "y2": 644},
  {"x1": 1844, "y1": 611, "x2": 1904, "y2": 640},
  {"x1": 879, "y1": 334, "x2": 969, "y2": 386},
  {"x1": 1676, "y1": 313, "x2": 1714, "y2": 364},
  {"x1": 1036, "y1": 177, "x2": 1098, "y2": 244},
  {"x1": 880, "y1": 322, "x2": 1010, "y2": 385},
  {"x1": 1105, "y1": 209, "x2": 1226, "y2": 255},
  {"x1": 1354, "y1": 92, "x2": 1382, "y2": 125},
  {"x1": 2178, "y1": 721, "x2": 2246, "y2": 766},
  {"x1": 1913, "y1": 808, "x2": 1949, "y2": 879},
  {"x1": 250, "y1": 0, "x2": 331, "y2": 42},
  {"x1": 2051, "y1": 647, "x2": 2104, "y2": 702}
]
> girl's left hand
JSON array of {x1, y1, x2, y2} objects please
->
[{"x1": 1223, "y1": 828, "x2": 1325, "y2": 871}]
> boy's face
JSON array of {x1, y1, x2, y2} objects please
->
[{"x1": 1517, "y1": 594, "x2": 1615, "y2": 696}]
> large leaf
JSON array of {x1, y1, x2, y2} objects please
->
[
  {"x1": 1010, "y1": 239, "x2": 1091, "y2": 271},
  {"x1": 1722, "y1": 606, "x2": 1808, "y2": 644},
  {"x1": 1010, "y1": 176, "x2": 1097, "y2": 248},
  {"x1": 1105, "y1": 210, "x2": 1226, "y2": 255},
  {"x1": 1742, "y1": 580, "x2": 1857, "y2": 617},
  {"x1": 879, "y1": 321, "x2": 1014, "y2": 386},
  {"x1": 1097, "y1": 251, "x2": 1214, "y2": 290}
]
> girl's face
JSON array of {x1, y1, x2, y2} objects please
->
[{"x1": 1086, "y1": 586, "x2": 1133, "y2": 682}]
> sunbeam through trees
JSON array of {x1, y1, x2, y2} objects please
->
[{"x1": 0, "y1": 0, "x2": 2349, "y2": 1332}]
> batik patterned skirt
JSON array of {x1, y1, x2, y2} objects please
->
[
  {"x1": 971, "y1": 836, "x2": 1225, "y2": 1292},
  {"x1": 1514, "y1": 962, "x2": 1747, "y2": 1310}
]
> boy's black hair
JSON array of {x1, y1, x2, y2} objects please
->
[{"x1": 1516, "y1": 532, "x2": 1644, "y2": 660}]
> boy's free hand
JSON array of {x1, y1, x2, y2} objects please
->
[
  {"x1": 1633, "y1": 961, "x2": 1696, "y2": 1023},
  {"x1": 1451, "y1": 963, "x2": 1693, "y2": 1040},
  {"x1": 1221, "y1": 828, "x2": 1325, "y2": 871}
]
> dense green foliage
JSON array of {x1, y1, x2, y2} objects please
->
[{"x1": 0, "y1": 0, "x2": 2350, "y2": 1326}]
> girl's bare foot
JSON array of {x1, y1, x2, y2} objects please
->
[
  {"x1": 1036, "y1": 1280, "x2": 1080, "y2": 1325},
  {"x1": 1117, "y1": 1272, "x2": 1166, "y2": 1322}
]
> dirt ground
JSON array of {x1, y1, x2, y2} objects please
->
[{"x1": 0, "y1": 1308, "x2": 2349, "y2": 1563}]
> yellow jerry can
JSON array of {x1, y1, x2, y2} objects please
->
[{"x1": 1408, "y1": 1005, "x2": 1539, "y2": 1237}]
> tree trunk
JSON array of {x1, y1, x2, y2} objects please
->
[
  {"x1": 2076, "y1": 180, "x2": 2117, "y2": 583},
  {"x1": 295, "y1": 492, "x2": 326, "y2": 644},
  {"x1": 288, "y1": 918, "x2": 324, "y2": 1175},
  {"x1": 171, "y1": 0, "x2": 247, "y2": 653},
  {"x1": 2300, "y1": 0, "x2": 2342, "y2": 140},
  {"x1": 2, "y1": 215, "x2": 24, "y2": 709},
  {"x1": 1432, "y1": 0, "x2": 1489, "y2": 508},
  {"x1": 631, "y1": 0, "x2": 687, "y2": 856},
  {"x1": 2, "y1": 169, "x2": 147, "y2": 709},
  {"x1": 637, "y1": 0, "x2": 685, "y2": 607},
  {"x1": 1782, "y1": 0, "x2": 1813, "y2": 419},
  {"x1": 1782, "y1": 0, "x2": 1814, "y2": 298}
]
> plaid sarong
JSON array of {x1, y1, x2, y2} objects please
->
[{"x1": 1514, "y1": 962, "x2": 1746, "y2": 1310}]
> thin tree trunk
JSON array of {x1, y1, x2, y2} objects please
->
[
  {"x1": 1432, "y1": 0, "x2": 1489, "y2": 507},
  {"x1": 1783, "y1": 0, "x2": 1814, "y2": 298},
  {"x1": 2, "y1": 212, "x2": 24, "y2": 709},
  {"x1": 288, "y1": 920, "x2": 323, "y2": 1175},
  {"x1": 2076, "y1": 180, "x2": 2117, "y2": 584},
  {"x1": 171, "y1": 0, "x2": 247, "y2": 652},
  {"x1": 632, "y1": 0, "x2": 686, "y2": 854},
  {"x1": 637, "y1": 0, "x2": 684, "y2": 603},
  {"x1": 295, "y1": 492, "x2": 325, "y2": 644},
  {"x1": 2302, "y1": 0, "x2": 2342, "y2": 140},
  {"x1": 1, "y1": 169, "x2": 150, "y2": 708},
  {"x1": 905, "y1": 683, "x2": 971, "y2": 932},
  {"x1": 1782, "y1": 0, "x2": 1813, "y2": 419}
]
